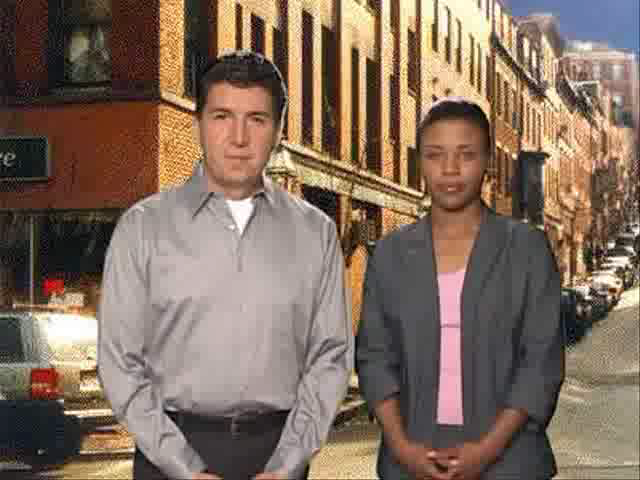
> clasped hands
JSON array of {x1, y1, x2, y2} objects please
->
[
  {"x1": 192, "y1": 470, "x2": 286, "y2": 480},
  {"x1": 398, "y1": 439, "x2": 495, "y2": 480}
]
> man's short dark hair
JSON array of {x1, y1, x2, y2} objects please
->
[
  {"x1": 417, "y1": 97, "x2": 491, "y2": 153},
  {"x1": 196, "y1": 50, "x2": 288, "y2": 124}
]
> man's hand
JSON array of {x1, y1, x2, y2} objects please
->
[
  {"x1": 428, "y1": 441, "x2": 492, "y2": 480},
  {"x1": 396, "y1": 442, "x2": 452, "y2": 480},
  {"x1": 253, "y1": 471, "x2": 287, "y2": 480},
  {"x1": 192, "y1": 471, "x2": 221, "y2": 480}
]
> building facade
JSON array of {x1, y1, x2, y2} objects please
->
[{"x1": 1, "y1": 0, "x2": 636, "y2": 319}]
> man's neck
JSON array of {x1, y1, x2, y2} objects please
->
[{"x1": 204, "y1": 174, "x2": 264, "y2": 201}]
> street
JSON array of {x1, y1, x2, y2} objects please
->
[{"x1": 3, "y1": 287, "x2": 639, "y2": 479}]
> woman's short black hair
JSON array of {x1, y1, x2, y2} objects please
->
[
  {"x1": 417, "y1": 97, "x2": 491, "y2": 153},
  {"x1": 196, "y1": 50, "x2": 288, "y2": 124}
]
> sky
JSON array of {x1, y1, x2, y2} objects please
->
[{"x1": 506, "y1": 0, "x2": 640, "y2": 53}]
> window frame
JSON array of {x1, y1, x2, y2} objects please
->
[{"x1": 50, "y1": 0, "x2": 113, "y2": 89}]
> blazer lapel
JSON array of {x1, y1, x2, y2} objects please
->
[
  {"x1": 460, "y1": 209, "x2": 508, "y2": 433},
  {"x1": 401, "y1": 216, "x2": 441, "y2": 437}
]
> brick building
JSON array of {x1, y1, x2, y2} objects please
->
[
  {"x1": 1, "y1": 0, "x2": 636, "y2": 316},
  {"x1": 0, "y1": 0, "x2": 495, "y2": 327},
  {"x1": 561, "y1": 41, "x2": 640, "y2": 132}
]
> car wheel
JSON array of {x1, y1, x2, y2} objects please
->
[{"x1": 25, "y1": 415, "x2": 83, "y2": 470}]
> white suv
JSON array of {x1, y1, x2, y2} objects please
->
[{"x1": 0, "y1": 309, "x2": 110, "y2": 467}]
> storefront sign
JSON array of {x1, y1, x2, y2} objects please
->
[{"x1": 0, "y1": 137, "x2": 50, "y2": 181}]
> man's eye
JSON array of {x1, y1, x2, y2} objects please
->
[
  {"x1": 211, "y1": 113, "x2": 227, "y2": 120},
  {"x1": 461, "y1": 151, "x2": 477, "y2": 160},
  {"x1": 251, "y1": 116, "x2": 267, "y2": 124},
  {"x1": 424, "y1": 152, "x2": 442, "y2": 160}
]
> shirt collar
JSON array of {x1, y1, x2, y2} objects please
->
[{"x1": 183, "y1": 161, "x2": 276, "y2": 218}]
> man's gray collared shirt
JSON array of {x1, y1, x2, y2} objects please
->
[{"x1": 98, "y1": 166, "x2": 353, "y2": 479}]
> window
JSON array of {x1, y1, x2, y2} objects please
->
[
  {"x1": 508, "y1": 19, "x2": 513, "y2": 50},
  {"x1": 302, "y1": 11, "x2": 314, "y2": 145},
  {"x1": 470, "y1": 35, "x2": 475, "y2": 85},
  {"x1": 185, "y1": 0, "x2": 206, "y2": 98},
  {"x1": 505, "y1": 153, "x2": 511, "y2": 194},
  {"x1": 390, "y1": 0, "x2": 399, "y2": 31},
  {"x1": 351, "y1": 47, "x2": 360, "y2": 165},
  {"x1": 322, "y1": 26, "x2": 338, "y2": 156},
  {"x1": 486, "y1": 55, "x2": 492, "y2": 100},
  {"x1": 432, "y1": 0, "x2": 439, "y2": 52},
  {"x1": 408, "y1": 29, "x2": 418, "y2": 92},
  {"x1": 273, "y1": 26, "x2": 288, "y2": 135},
  {"x1": 478, "y1": 0, "x2": 482, "y2": 9},
  {"x1": 408, "y1": 147, "x2": 421, "y2": 190},
  {"x1": 511, "y1": 88, "x2": 518, "y2": 128},
  {"x1": 54, "y1": 0, "x2": 112, "y2": 86},
  {"x1": 612, "y1": 63, "x2": 623, "y2": 81},
  {"x1": 496, "y1": 72, "x2": 502, "y2": 116},
  {"x1": 390, "y1": 73, "x2": 400, "y2": 142},
  {"x1": 456, "y1": 20, "x2": 462, "y2": 73},
  {"x1": 504, "y1": 80, "x2": 510, "y2": 122},
  {"x1": 496, "y1": 147, "x2": 503, "y2": 192},
  {"x1": 445, "y1": 7, "x2": 452, "y2": 63},
  {"x1": 250, "y1": 14, "x2": 265, "y2": 54},
  {"x1": 477, "y1": 45, "x2": 482, "y2": 92},
  {"x1": 0, "y1": 317, "x2": 25, "y2": 363},
  {"x1": 366, "y1": 58, "x2": 381, "y2": 174},
  {"x1": 486, "y1": 0, "x2": 491, "y2": 20},
  {"x1": 526, "y1": 103, "x2": 531, "y2": 141},
  {"x1": 235, "y1": 3, "x2": 243, "y2": 50}
]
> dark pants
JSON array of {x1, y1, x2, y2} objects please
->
[{"x1": 133, "y1": 410, "x2": 310, "y2": 480}]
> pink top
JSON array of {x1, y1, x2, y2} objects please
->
[{"x1": 436, "y1": 268, "x2": 466, "y2": 425}]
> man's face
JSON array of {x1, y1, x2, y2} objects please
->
[
  {"x1": 420, "y1": 118, "x2": 489, "y2": 212},
  {"x1": 197, "y1": 82, "x2": 279, "y2": 198}
]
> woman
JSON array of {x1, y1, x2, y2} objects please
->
[{"x1": 356, "y1": 98, "x2": 564, "y2": 480}]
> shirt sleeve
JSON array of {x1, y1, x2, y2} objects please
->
[
  {"x1": 263, "y1": 221, "x2": 354, "y2": 479},
  {"x1": 97, "y1": 210, "x2": 207, "y2": 479},
  {"x1": 503, "y1": 228, "x2": 565, "y2": 428},
  {"x1": 355, "y1": 251, "x2": 401, "y2": 413}
]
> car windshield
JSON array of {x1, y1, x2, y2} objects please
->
[
  {"x1": 0, "y1": 316, "x2": 25, "y2": 363},
  {"x1": 606, "y1": 249, "x2": 633, "y2": 257},
  {"x1": 36, "y1": 313, "x2": 98, "y2": 362}
]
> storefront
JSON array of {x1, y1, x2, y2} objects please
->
[{"x1": 0, "y1": 210, "x2": 120, "y2": 315}]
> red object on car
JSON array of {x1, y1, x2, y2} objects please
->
[{"x1": 30, "y1": 368, "x2": 61, "y2": 400}]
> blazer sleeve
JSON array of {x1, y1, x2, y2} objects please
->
[
  {"x1": 355, "y1": 253, "x2": 401, "y2": 413},
  {"x1": 504, "y1": 228, "x2": 565, "y2": 428}
]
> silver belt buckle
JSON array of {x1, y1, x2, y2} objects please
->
[{"x1": 230, "y1": 415, "x2": 240, "y2": 437}]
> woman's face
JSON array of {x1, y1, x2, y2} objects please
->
[{"x1": 420, "y1": 118, "x2": 489, "y2": 213}]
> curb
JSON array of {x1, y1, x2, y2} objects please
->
[{"x1": 77, "y1": 448, "x2": 134, "y2": 460}]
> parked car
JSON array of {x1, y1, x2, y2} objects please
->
[
  {"x1": 616, "y1": 232, "x2": 637, "y2": 253},
  {"x1": 572, "y1": 284, "x2": 608, "y2": 321},
  {"x1": 601, "y1": 259, "x2": 635, "y2": 289},
  {"x1": 561, "y1": 289, "x2": 583, "y2": 344},
  {"x1": 0, "y1": 308, "x2": 109, "y2": 467},
  {"x1": 589, "y1": 271, "x2": 623, "y2": 304}
]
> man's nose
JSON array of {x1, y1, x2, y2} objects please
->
[{"x1": 231, "y1": 118, "x2": 249, "y2": 146}]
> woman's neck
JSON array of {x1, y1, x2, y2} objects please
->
[{"x1": 431, "y1": 201, "x2": 486, "y2": 237}]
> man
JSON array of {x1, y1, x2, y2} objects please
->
[
  {"x1": 356, "y1": 98, "x2": 564, "y2": 479},
  {"x1": 98, "y1": 51, "x2": 353, "y2": 480}
]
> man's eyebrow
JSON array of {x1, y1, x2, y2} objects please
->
[
  {"x1": 247, "y1": 110, "x2": 272, "y2": 117},
  {"x1": 422, "y1": 145, "x2": 445, "y2": 149},
  {"x1": 205, "y1": 107, "x2": 272, "y2": 117}
]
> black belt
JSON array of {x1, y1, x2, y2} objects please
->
[{"x1": 165, "y1": 409, "x2": 290, "y2": 437}]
